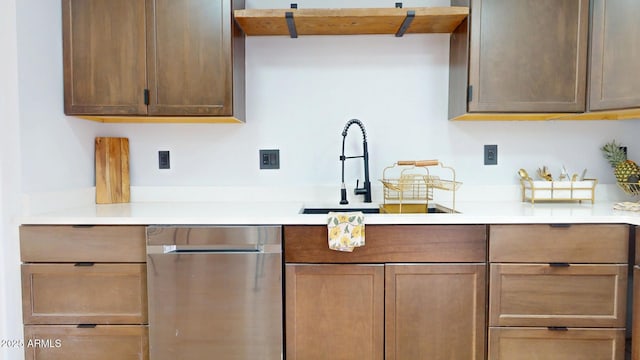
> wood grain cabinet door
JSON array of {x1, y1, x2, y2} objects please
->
[
  {"x1": 468, "y1": 0, "x2": 588, "y2": 112},
  {"x1": 588, "y1": 0, "x2": 640, "y2": 111},
  {"x1": 146, "y1": 0, "x2": 236, "y2": 116},
  {"x1": 285, "y1": 264, "x2": 384, "y2": 360},
  {"x1": 62, "y1": 0, "x2": 148, "y2": 115},
  {"x1": 385, "y1": 264, "x2": 486, "y2": 360}
]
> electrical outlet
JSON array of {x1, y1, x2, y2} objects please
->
[
  {"x1": 484, "y1": 144, "x2": 497, "y2": 165},
  {"x1": 260, "y1": 149, "x2": 280, "y2": 169},
  {"x1": 158, "y1": 150, "x2": 170, "y2": 169}
]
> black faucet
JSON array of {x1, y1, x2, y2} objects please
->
[{"x1": 340, "y1": 119, "x2": 371, "y2": 204}]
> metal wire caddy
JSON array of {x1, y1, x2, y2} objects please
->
[
  {"x1": 520, "y1": 178, "x2": 597, "y2": 203},
  {"x1": 379, "y1": 160, "x2": 461, "y2": 213}
]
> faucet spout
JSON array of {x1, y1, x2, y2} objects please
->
[{"x1": 340, "y1": 119, "x2": 372, "y2": 204}]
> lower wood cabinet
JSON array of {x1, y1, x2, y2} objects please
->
[
  {"x1": 489, "y1": 224, "x2": 629, "y2": 360},
  {"x1": 286, "y1": 263, "x2": 486, "y2": 360},
  {"x1": 284, "y1": 223, "x2": 488, "y2": 360},
  {"x1": 19, "y1": 225, "x2": 148, "y2": 360}
]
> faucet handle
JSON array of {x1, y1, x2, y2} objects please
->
[{"x1": 354, "y1": 179, "x2": 366, "y2": 195}]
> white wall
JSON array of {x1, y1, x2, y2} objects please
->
[
  {"x1": 17, "y1": 0, "x2": 640, "y2": 199},
  {"x1": 17, "y1": 0, "x2": 101, "y2": 195},
  {"x1": 1, "y1": 0, "x2": 23, "y2": 358}
]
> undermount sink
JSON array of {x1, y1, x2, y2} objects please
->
[
  {"x1": 301, "y1": 207, "x2": 381, "y2": 214},
  {"x1": 301, "y1": 204, "x2": 459, "y2": 214}
]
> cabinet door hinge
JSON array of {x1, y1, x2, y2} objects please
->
[
  {"x1": 467, "y1": 85, "x2": 473, "y2": 102},
  {"x1": 144, "y1": 89, "x2": 150, "y2": 105}
]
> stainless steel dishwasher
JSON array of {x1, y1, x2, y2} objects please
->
[{"x1": 146, "y1": 226, "x2": 282, "y2": 360}]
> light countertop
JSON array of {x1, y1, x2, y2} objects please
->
[{"x1": 19, "y1": 200, "x2": 640, "y2": 226}]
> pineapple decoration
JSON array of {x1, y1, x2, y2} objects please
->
[{"x1": 601, "y1": 140, "x2": 640, "y2": 192}]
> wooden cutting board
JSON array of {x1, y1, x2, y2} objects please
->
[{"x1": 95, "y1": 137, "x2": 130, "y2": 204}]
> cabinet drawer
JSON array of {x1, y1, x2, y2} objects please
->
[
  {"x1": 22, "y1": 264, "x2": 147, "y2": 325},
  {"x1": 489, "y1": 264, "x2": 627, "y2": 327},
  {"x1": 20, "y1": 225, "x2": 146, "y2": 263},
  {"x1": 489, "y1": 224, "x2": 628, "y2": 263},
  {"x1": 488, "y1": 327, "x2": 625, "y2": 360},
  {"x1": 24, "y1": 325, "x2": 148, "y2": 360},
  {"x1": 284, "y1": 225, "x2": 487, "y2": 263}
]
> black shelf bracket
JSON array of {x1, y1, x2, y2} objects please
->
[
  {"x1": 286, "y1": 3, "x2": 298, "y2": 38},
  {"x1": 395, "y1": 10, "x2": 415, "y2": 37}
]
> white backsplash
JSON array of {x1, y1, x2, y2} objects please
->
[{"x1": 15, "y1": 0, "x2": 640, "y2": 196}]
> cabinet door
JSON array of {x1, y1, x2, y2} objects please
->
[
  {"x1": 468, "y1": 0, "x2": 588, "y2": 112},
  {"x1": 62, "y1": 0, "x2": 147, "y2": 115},
  {"x1": 588, "y1": 0, "x2": 640, "y2": 111},
  {"x1": 385, "y1": 264, "x2": 486, "y2": 360},
  {"x1": 285, "y1": 264, "x2": 384, "y2": 360},
  {"x1": 146, "y1": 0, "x2": 236, "y2": 116}
]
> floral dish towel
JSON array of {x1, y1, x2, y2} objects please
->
[{"x1": 327, "y1": 211, "x2": 365, "y2": 252}]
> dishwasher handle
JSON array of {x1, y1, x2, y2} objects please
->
[{"x1": 147, "y1": 243, "x2": 281, "y2": 254}]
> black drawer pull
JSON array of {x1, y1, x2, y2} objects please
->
[
  {"x1": 549, "y1": 262, "x2": 570, "y2": 267},
  {"x1": 549, "y1": 224, "x2": 571, "y2": 228},
  {"x1": 77, "y1": 324, "x2": 97, "y2": 328},
  {"x1": 74, "y1": 262, "x2": 95, "y2": 267},
  {"x1": 548, "y1": 326, "x2": 568, "y2": 331}
]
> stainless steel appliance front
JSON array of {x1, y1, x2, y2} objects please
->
[{"x1": 146, "y1": 226, "x2": 282, "y2": 359}]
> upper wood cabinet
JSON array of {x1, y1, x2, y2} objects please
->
[
  {"x1": 449, "y1": 0, "x2": 589, "y2": 119},
  {"x1": 450, "y1": 0, "x2": 640, "y2": 120},
  {"x1": 62, "y1": 0, "x2": 245, "y2": 122},
  {"x1": 588, "y1": 0, "x2": 640, "y2": 112}
]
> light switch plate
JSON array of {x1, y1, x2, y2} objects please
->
[{"x1": 260, "y1": 149, "x2": 280, "y2": 169}]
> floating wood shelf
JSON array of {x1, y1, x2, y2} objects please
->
[{"x1": 233, "y1": 7, "x2": 469, "y2": 37}]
